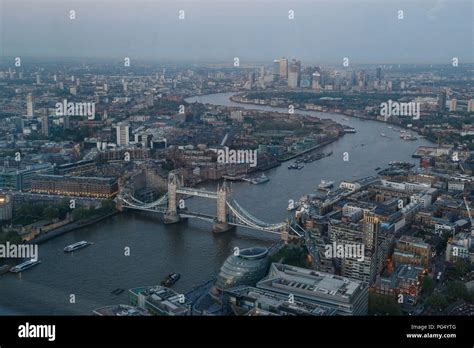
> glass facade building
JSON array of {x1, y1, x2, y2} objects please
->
[{"x1": 211, "y1": 247, "x2": 269, "y2": 299}]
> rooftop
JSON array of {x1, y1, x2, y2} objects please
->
[
  {"x1": 224, "y1": 285, "x2": 337, "y2": 316},
  {"x1": 93, "y1": 304, "x2": 150, "y2": 316},
  {"x1": 257, "y1": 263, "x2": 366, "y2": 302},
  {"x1": 398, "y1": 235, "x2": 430, "y2": 249},
  {"x1": 129, "y1": 285, "x2": 191, "y2": 315},
  {"x1": 396, "y1": 264, "x2": 425, "y2": 281},
  {"x1": 238, "y1": 247, "x2": 268, "y2": 260},
  {"x1": 34, "y1": 174, "x2": 116, "y2": 183}
]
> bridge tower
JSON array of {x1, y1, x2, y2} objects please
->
[
  {"x1": 280, "y1": 220, "x2": 291, "y2": 242},
  {"x1": 164, "y1": 172, "x2": 181, "y2": 224},
  {"x1": 115, "y1": 197, "x2": 124, "y2": 212},
  {"x1": 212, "y1": 181, "x2": 234, "y2": 233}
]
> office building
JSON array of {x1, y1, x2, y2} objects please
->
[
  {"x1": 273, "y1": 60, "x2": 280, "y2": 78},
  {"x1": 328, "y1": 220, "x2": 376, "y2": 284},
  {"x1": 0, "y1": 194, "x2": 13, "y2": 220},
  {"x1": 30, "y1": 175, "x2": 118, "y2": 198},
  {"x1": 56, "y1": 160, "x2": 97, "y2": 176},
  {"x1": 438, "y1": 91, "x2": 447, "y2": 111},
  {"x1": 327, "y1": 211, "x2": 387, "y2": 285},
  {"x1": 98, "y1": 148, "x2": 149, "y2": 162},
  {"x1": 129, "y1": 285, "x2": 191, "y2": 316},
  {"x1": 279, "y1": 58, "x2": 288, "y2": 78},
  {"x1": 0, "y1": 169, "x2": 19, "y2": 191},
  {"x1": 0, "y1": 163, "x2": 54, "y2": 191},
  {"x1": 300, "y1": 73, "x2": 312, "y2": 88},
  {"x1": 312, "y1": 72, "x2": 321, "y2": 90},
  {"x1": 211, "y1": 247, "x2": 269, "y2": 299},
  {"x1": 116, "y1": 123, "x2": 130, "y2": 146},
  {"x1": 373, "y1": 264, "x2": 425, "y2": 305},
  {"x1": 41, "y1": 115, "x2": 49, "y2": 136},
  {"x1": 449, "y1": 99, "x2": 457, "y2": 112},
  {"x1": 288, "y1": 59, "x2": 301, "y2": 88},
  {"x1": 26, "y1": 93, "x2": 34, "y2": 117},
  {"x1": 362, "y1": 212, "x2": 379, "y2": 252},
  {"x1": 257, "y1": 263, "x2": 368, "y2": 315},
  {"x1": 223, "y1": 285, "x2": 337, "y2": 316},
  {"x1": 446, "y1": 232, "x2": 474, "y2": 262},
  {"x1": 467, "y1": 99, "x2": 474, "y2": 112},
  {"x1": 376, "y1": 67, "x2": 382, "y2": 80},
  {"x1": 393, "y1": 235, "x2": 431, "y2": 267}
]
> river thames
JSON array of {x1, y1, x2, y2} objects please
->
[{"x1": 0, "y1": 92, "x2": 431, "y2": 315}]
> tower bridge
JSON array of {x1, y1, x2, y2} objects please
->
[{"x1": 118, "y1": 173, "x2": 299, "y2": 240}]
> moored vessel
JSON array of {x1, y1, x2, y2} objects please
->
[
  {"x1": 161, "y1": 272, "x2": 180, "y2": 287},
  {"x1": 244, "y1": 173, "x2": 270, "y2": 184},
  {"x1": 10, "y1": 259, "x2": 41, "y2": 273},
  {"x1": 318, "y1": 180, "x2": 335, "y2": 189}
]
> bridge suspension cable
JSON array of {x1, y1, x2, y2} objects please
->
[
  {"x1": 119, "y1": 185, "x2": 290, "y2": 235},
  {"x1": 121, "y1": 193, "x2": 168, "y2": 210},
  {"x1": 226, "y1": 199, "x2": 286, "y2": 232},
  {"x1": 288, "y1": 224, "x2": 303, "y2": 238}
]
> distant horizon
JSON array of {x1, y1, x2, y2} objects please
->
[
  {"x1": 1, "y1": 55, "x2": 473, "y2": 67},
  {"x1": 1, "y1": 0, "x2": 472, "y2": 64}
]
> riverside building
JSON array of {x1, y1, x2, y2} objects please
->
[{"x1": 256, "y1": 263, "x2": 368, "y2": 315}]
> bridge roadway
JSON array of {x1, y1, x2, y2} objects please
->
[
  {"x1": 121, "y1": 201, "x2": 285, "y2": 235},
  {"x1": 176, "y1": 187, "x2": 217, "y2": 199},
  {"x1": 120, "y1": 178, "x2": 290, "y2": 235},
  {"x1": 179, "y1": 211, "x2": 215, "y2": 222}
]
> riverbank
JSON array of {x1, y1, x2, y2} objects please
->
[
  {"x1": 229, "y1": 93, "x2": 377, "y2": 122},
  {"x1": 0, "y1": 212, "x2": 119, "y2": 270},
  {"x1": 229, "y1": 93, "x2": 433, "y2": 142},
  {"x1": 26, "y1": 211, "x2": 119, "y2": 245},
  {"x1": 278, "y1": 137, "x2": 339, "y2": 162}
]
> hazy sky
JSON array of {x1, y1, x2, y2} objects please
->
[{"x1": 0, "y1": 0, "x2": 472, "y2": 64}]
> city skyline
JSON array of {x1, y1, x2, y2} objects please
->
[{"x1": 0, "y1": 1, "x2": 473, "y2": 344}]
